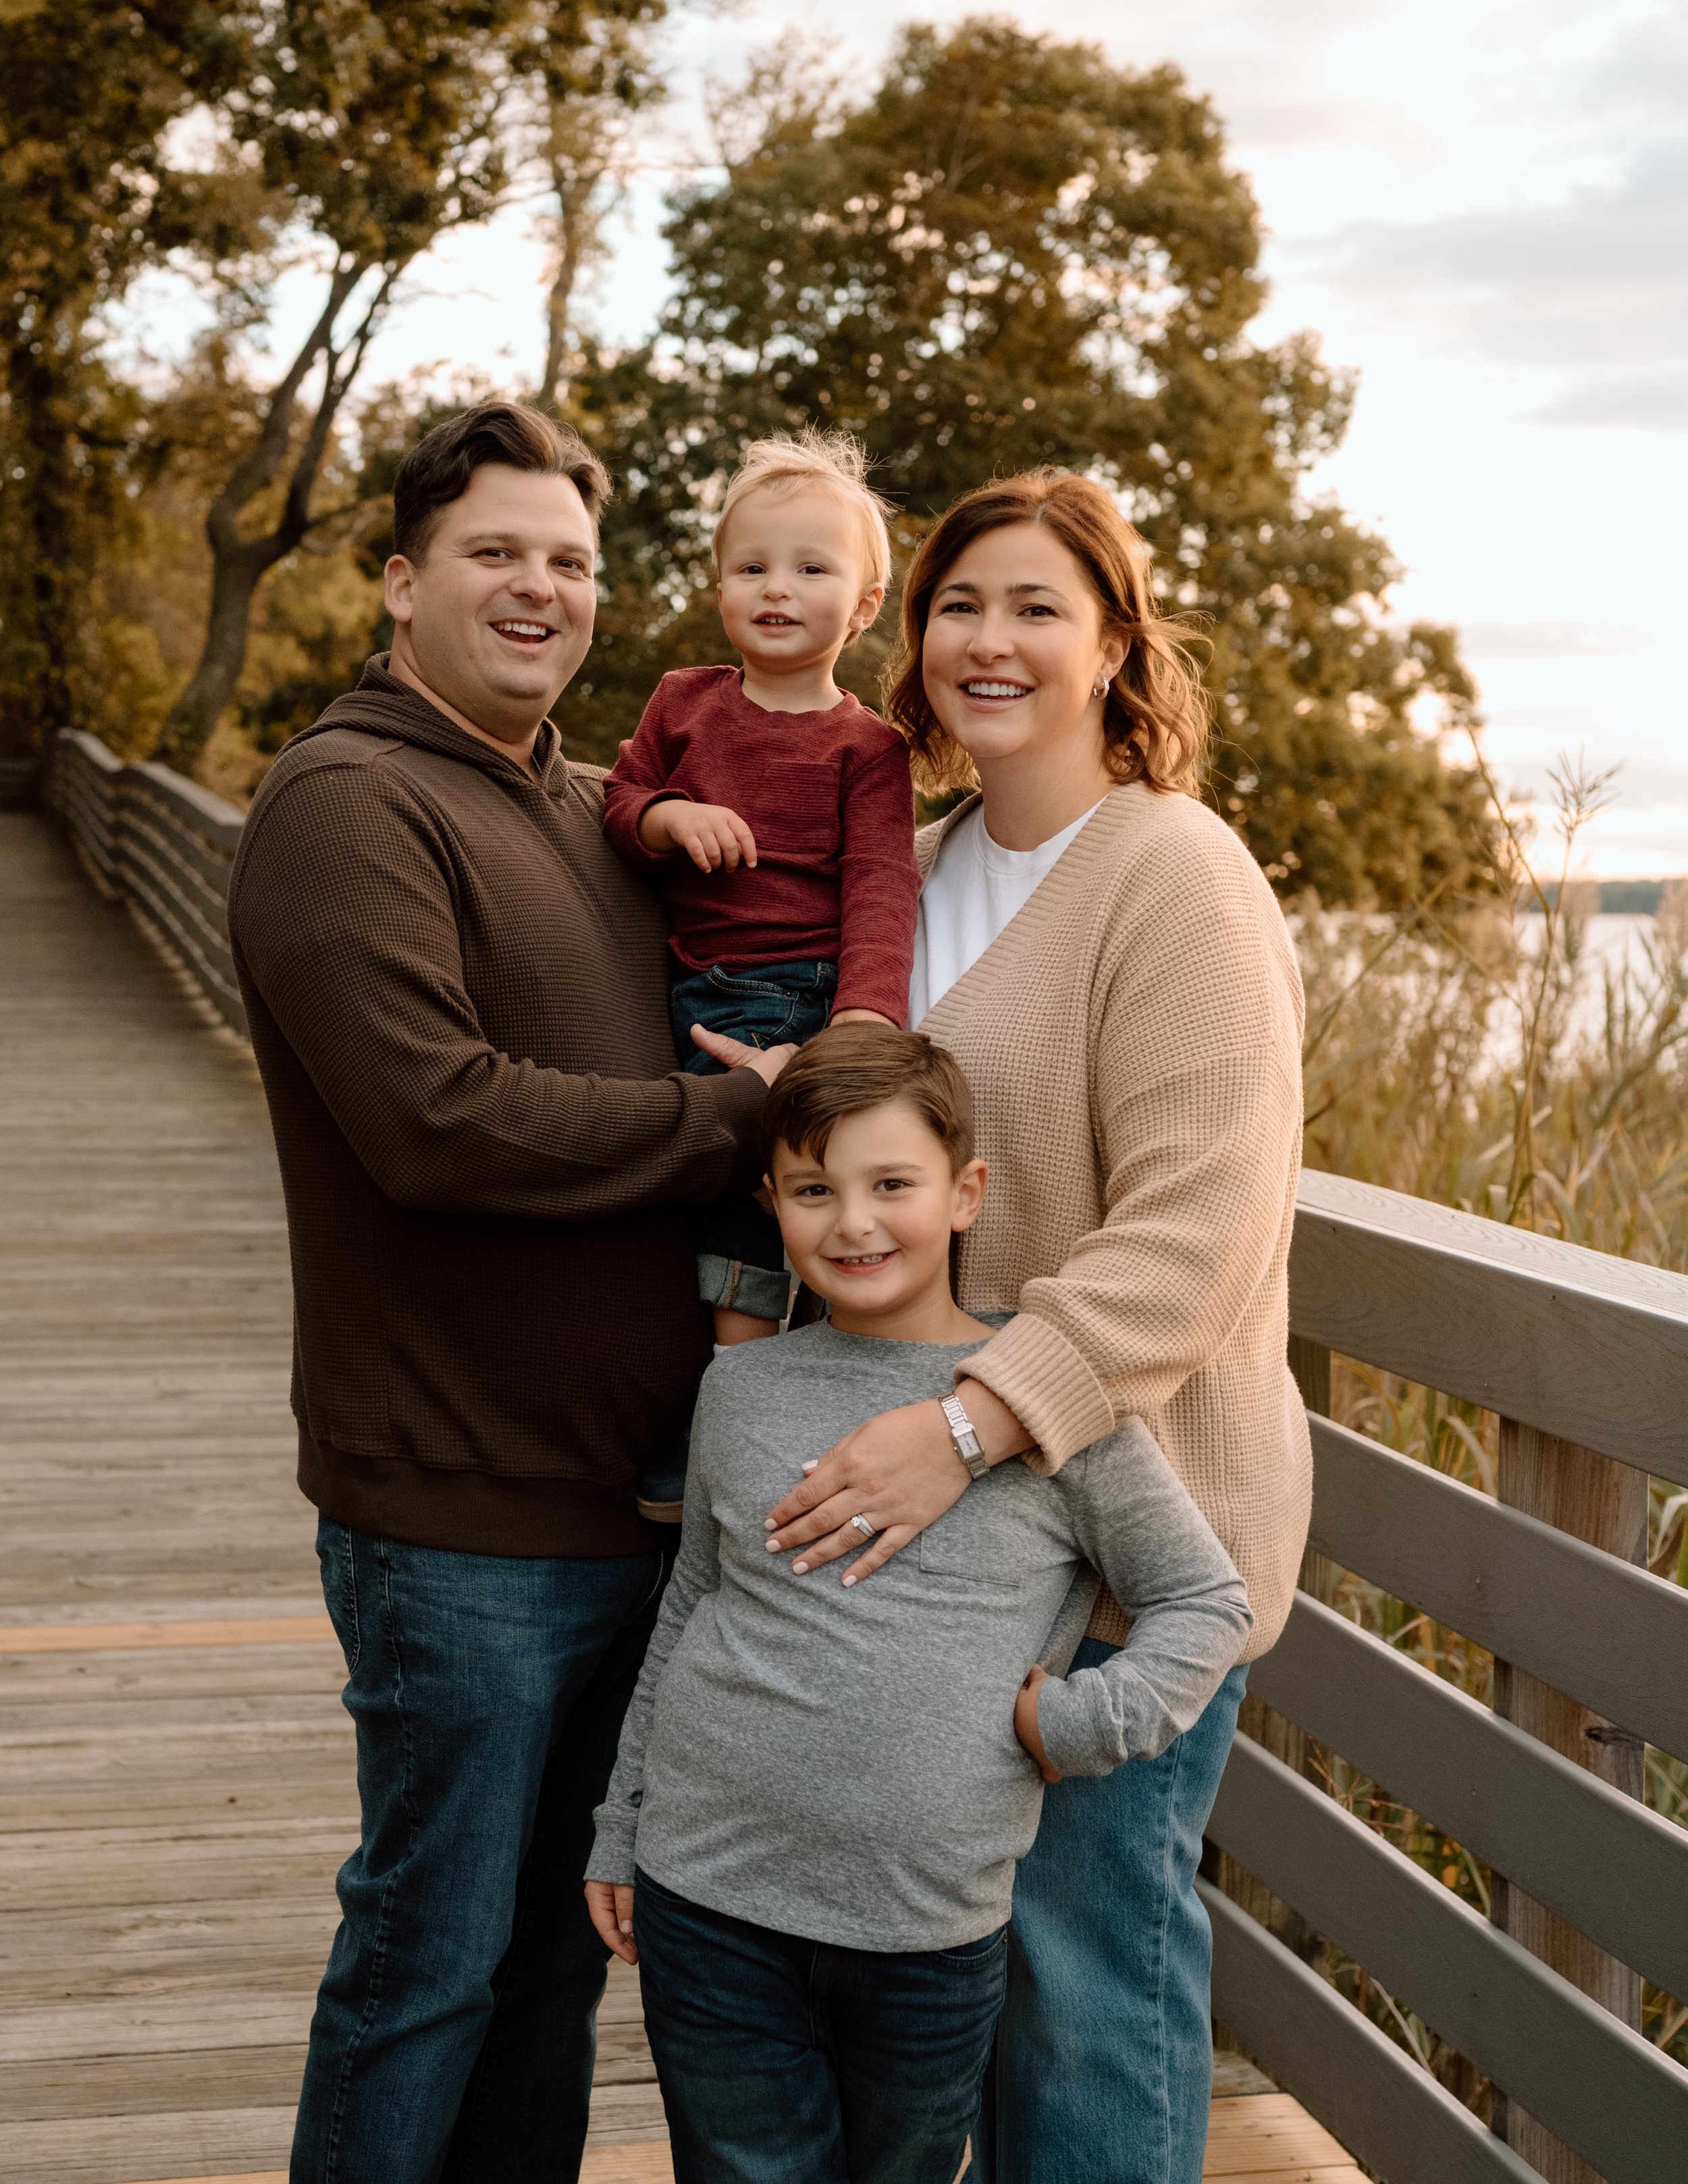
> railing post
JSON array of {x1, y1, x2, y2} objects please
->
[{"x1": 1491, "y1": 1419, "x2": 1650, "y2": 2181}]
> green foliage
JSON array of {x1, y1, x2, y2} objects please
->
[
  {"x1": 571, "y1": 19, "x2": 1495, "y2": 905},
  {"x1": 0, "y1": 0, "x2": 248, "y2": 760},
  {"x1": 152, "y1": 0, "x2": 547, "y2": 767}
]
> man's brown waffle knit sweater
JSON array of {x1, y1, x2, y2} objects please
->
[{"x1": 228, "y1": 657, "x2": 767, "y2": 1558}]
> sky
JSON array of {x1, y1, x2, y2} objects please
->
[{"x1": 130, "y1": 0, "x2": 1688, "y2": 874}]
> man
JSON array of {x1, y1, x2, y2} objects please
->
[{"x1": 228, "y1": 403, "x2": 789, "y2": 2183}]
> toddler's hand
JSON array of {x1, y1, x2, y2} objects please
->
[
  {"x1": 584, "y1": 1879, "x2": 638, "y2": 1965},
  {"x1": 640, "y1": 798, "x2": 758, "y2": 873},
  {"x1": 1014, "y1": 1665, "x2": 1061, "y2": 1784}
]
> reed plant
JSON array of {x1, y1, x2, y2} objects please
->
[{"x1": 1287, "y1": 751, "x2": 1688, "y2": 2098}]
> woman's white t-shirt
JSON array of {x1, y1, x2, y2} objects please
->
[{"x1": 909, "y1": 798, "x2": 1106, "y2": 1027}]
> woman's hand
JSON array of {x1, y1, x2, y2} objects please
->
[
  {"x1": 585, "y1": 1880, "x2": 637, "y2": 1965},
  {"x1": 1014, "y1": 1665, "x2": 1061, "y2": 1783},
  {"x1": 688, "y1": 1023, "x2": 797, "y2": 1087},
  {"x1": 764, "y1": 1383, "x2": 1034, "y2": 1584}
]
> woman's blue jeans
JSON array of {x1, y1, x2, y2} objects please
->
[
  {"x1": 290, "y1": 1520, "x2": 666, "y2": 2184},
  {"x1": 980, "y1": 1652, "x2": 1248, "y2": 2184},
  {"x1": 634, "y1": 1867, "x2": 1007, "y2": 2183}
]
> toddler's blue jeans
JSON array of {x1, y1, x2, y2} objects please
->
[
  {"x1": 669, "y1": 957, "x2": 838, "y2": 1324},
  {"x1": 634, "y1": 1866, "x2": 1006, "y2": 2183}
]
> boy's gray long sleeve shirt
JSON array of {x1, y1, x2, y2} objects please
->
[{"x1": 588, "y1": 1321, "x2": 1252, "y2": 1951}]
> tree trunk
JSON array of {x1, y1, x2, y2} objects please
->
[
  {"x1": 7, "y1": 331, "x2": 86, "y2": 755},
  {"x1": 151, "y1": 539, "x2": 278, "y2": 772},
  {"x1": 153, "y1": 260, "x2": 387, "y2": 772},
  {"x1": 538, "y1": 156, "x2": 604, "y2": 412}
]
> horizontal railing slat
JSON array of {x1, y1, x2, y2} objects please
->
[
  {"x1": 1292, "y1": 1168, "x2": 1688, "y2": 1480},
  {"x1": 1203, "y1": 1880, "x2": 1541, "y2": 2184},
  {"x1": 48, "y1": 730, "x2": 246, "y2": 1034},
  {"x1": 1250, "y1": 1594, "x2": 1688, "y2": 1999},
  {"x1": 56, "y1": 729, "x2": 124, "y2": 778},
  {"x1": 1309, "y1": 1415, "x2": 1688, "y2": 1759},
  {"x1": 122, "y1": 799, "x2": 240, "y2": 899},
  {"x1": 1207, "y1": 1737, "x2": 1688, "y2": 2184},
  {"x1": 125, "y1": 758, "x2": 246, "y2": 854}
]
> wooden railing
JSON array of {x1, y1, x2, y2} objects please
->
[
  {"x1": 39, "y1": 727, "x2": 1688, "y2": 2181},
  {"x1": 1207, "y1": 1169, "x2": 1688, "y2": 2184},
  {"x1": 46, "y1": 728, "x2": 246, "y2": 1034}
]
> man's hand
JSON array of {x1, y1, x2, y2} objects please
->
[
  {"x1": 688, "y1": 1023, "x2": 797, "y2": 1088},
  {"x1": 639, "y1": 798, "x2": 758, "y2": 873},
  {"x1": 763, "y1": 1383, "x2": 1034, "y2": 1584},
  {"x1": 1014, "y1": 1665, "x2": 1061, "y2": 1783},
  {"x1": 585, "y1": 1880, "x2": 638, "y2": 1965}
]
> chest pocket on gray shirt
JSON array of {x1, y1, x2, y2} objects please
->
[{"x1": 918, "y1": 1466, "x2": 1058, "y2": 1583}]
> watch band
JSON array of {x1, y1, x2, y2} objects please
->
[{"x1": 941, "y1": 1392, "x2": 991, "y2": 1482}]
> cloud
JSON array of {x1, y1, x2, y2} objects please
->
[
  {"x1": 1530, "y1": 366, "x2": 1688, "y2": 429},
  {"x1": 1293, "y1": 9, "x2": 1688, "y2": 427},
  {"x1": 1459, "y1": 622, "x2": 1649, "y2": 658},
  {"x1": 1308, "y1": 140, "x2": 1687, "y2": 371}
]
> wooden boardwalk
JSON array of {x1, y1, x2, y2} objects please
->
[{"x1": 0, "y1": 811, "x2": 1362, "y2": 2183}]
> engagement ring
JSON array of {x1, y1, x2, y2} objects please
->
[{"x1": 849, "y1": 1513, "x2": 876, "y2": 1540}]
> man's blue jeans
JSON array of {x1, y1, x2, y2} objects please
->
[
  {"x1": 290, "y1": 1520, "x2": 666, "y2": 2184},
  {"x1": 633, "y1": 1867, "x2": 1007, "y2": 2183},
  {"x1": 981, "y1": 1654, "x2": 1248, "y2": 2184}
]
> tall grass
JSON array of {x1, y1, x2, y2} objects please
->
[{"x1": 1289, "y1": 753, "x2": 1688, "y2": 2098}]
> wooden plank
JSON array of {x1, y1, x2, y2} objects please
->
[
  {"x1": 1207, "y1": 1741, "x2": 1688, "y2": 2184},
  {"x1": 1309, "y1": 1415, "x2": 1688, "y2": 1759},
  {"x1": 1248, "y1": 1595, "x2": 1688, "y2": 2001},
  {"x1": 0, "y1": 2106, "x2": 298, "y2": 2184},
  {"x1": 1292, "y1": 1168, "x2": 1688, "y2": 1480},
  {"x1": 0, "y1": 1618, "x2": 334, "y2": 1653}
]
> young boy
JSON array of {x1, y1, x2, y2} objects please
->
[
  {"x1": 584, "y1": 1026, "x2": 1252, "y2": 2184},
  {"x1": 602, "y1": 431, "x2": 918, "y2": 1362}
]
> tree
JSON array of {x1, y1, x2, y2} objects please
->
[
  {"x1": 151, "y1": 0, "x2": 528, "y2": 767},
  {"x1": 575, "y1": 22, "x2": 1495, "y2": 905},
  {"x1": 510, "y1": 0, "x2": 666, "y2": 414},
  {"x1": 0, "y1": 1, "x2": 249, "y2": 766}
]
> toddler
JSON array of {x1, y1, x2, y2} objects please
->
[{"x1": 602, "y1": 430, "x2": 918, "y2": 1375}]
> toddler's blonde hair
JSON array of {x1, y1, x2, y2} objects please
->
[{"x1": 714, "y1": 428, "x2": 893, "y2": 595}]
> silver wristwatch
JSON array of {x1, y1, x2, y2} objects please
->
[{"x1": 941, "y1": 1392, "x2": 991, "y2": 1482}]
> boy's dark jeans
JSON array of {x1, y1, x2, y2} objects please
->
[
  {"x1": 290, "y1": 1521, "x2": 666, "y2": 2184},
  {"x1": 670, "y1": 957, "x2": 838, "y2": 1323},
  {"x1": 634, "y1": 1867, "x2": 1005, "y2": 2183}
]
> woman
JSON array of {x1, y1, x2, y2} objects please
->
[{"x1": 758, "y1": 472, "x2": 1311, "y2": 2183}]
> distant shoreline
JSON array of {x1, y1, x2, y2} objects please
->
[{"x1": 1524, "y1": 880, "x2": 1681, "y2": 913}]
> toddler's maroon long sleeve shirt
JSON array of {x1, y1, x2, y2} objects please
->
[{"x1": 602, "y1": 667, "x2": 918, "y2": 1026}]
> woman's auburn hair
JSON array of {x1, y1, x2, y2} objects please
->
[{"x1": 882, "y1": 470, "x2": 1211, "y2": 797}]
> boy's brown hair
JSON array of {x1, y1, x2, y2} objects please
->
[{"x1": 762, "y1": 1023, "x2": 974, "y2": 1175}]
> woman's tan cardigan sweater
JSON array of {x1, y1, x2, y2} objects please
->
[{"x1": 916, "y1": 784, "x2": 1311, "y2": 1660}]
